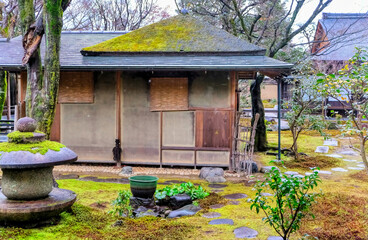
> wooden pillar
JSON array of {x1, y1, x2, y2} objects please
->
[
  {"x1": 6, "y1": 72, "x2": 11, "y2": 120},
  {"x1": 115, "y1": 71, "x2": 122, "y2": 168},
  {"x1": 229, "y1": 71, "x2": 237, "y2": 171}
]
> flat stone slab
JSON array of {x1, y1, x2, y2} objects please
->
[
  {"x1": 164, "y1": 180, "x2": 187, "y2": 184},
  {"x1": 323, "y1": 140, "x2": 338, "y2": 146},
  {"x1": 209, "y1": 218, "x2": 234, "y2": 225},
  {"x1": 208, "y1": 184, "x2": 227, "y2": 188},
  {"x1": 209, "y1": 204, "x2": 225, "y2": 209},
  {"x1": 229, "y1": 201, "x2": 240, "y2": 205},
  {"x1": 284, "y1": 171, "x2": 299, "y2": 176},
  {"x1": 331, "y1": 167, "x2": 348, "y2": 172},
  {"x1": 261, "y1": 193, "x2": 273, "y2": 197},
  {"x1": 348, "y1": 167, "x2": 365, "y2": 170},
  {"x1": 343, "y1": 159, "x2": 357, "y2": 162},
  {"x1": 234, "y1": 227, "x2": 258, "y2": 238},
  {"x1": 305, "y1": 170, "x2": 332, "y2": 176},
  {"x1": 167, "y1": 204, "x2": 201, "y2": 218},
  {"x1": 55, "y1": 174, "x2": 80, "y2": 180},
  {"x1": 79, "y1": 176, "x2": 129, "y2": 184},
  {"x1": 357, "y1": 164, "x2": 365, "y2": 168},
  {"x1": 223, "y1": 193, "x2": 248, "y2": 200},
  {"x1": 202, "y1": 212, "x2": 221, "y2": 218},
  {"x1": 337, "y1": 150, "x2": 358, "y2": 156},
  {"x1": 315, "y1": 146, "x2": 329, "y2": 153},
  {"x1": 260, "y1": 166, "x2": 279, "y2": 173},
  {"x1": 0, "y1": 188, "x2": 76, "y2": 225},
  {"x1": 268, "y1": 236, "x2": 283, "y2": 240},
  {"x1": 326, "y1": 154, "x2": 343, "y2": 158},
  {"x1": 211, "y1": 189, "x2": 224, "y2": 193}
]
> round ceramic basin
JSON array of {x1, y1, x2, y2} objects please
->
[{"x1": 129, "y1": 175, "x2": 158, "y2": 199}]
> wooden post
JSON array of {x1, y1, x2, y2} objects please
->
[
  {"x1": 6, "y1": 72, "x2": 11, "y2": 120},
  {"x1": 160, "y1": 111, "x2": 163, "y2": 168},
  {"x1": 229, "y1": 71, "x2": 237, "y2": 171},
  {"x1": 115, "y1": 71, "x2": 122, "y2": 168}
]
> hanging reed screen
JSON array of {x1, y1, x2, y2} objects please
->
[{"x1": 150, "y1": 78, "x2": 188, "y2": 111}]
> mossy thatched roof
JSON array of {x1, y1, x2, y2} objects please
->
[{"x1": 81, "y1": 15, "x2": 265, "y2": 55}]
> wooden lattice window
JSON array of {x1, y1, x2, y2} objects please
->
[
  {"x1": 58, "y1": 72, "x2": 94, "y2": 103},
  {"x1": 150, "y1": 78, "x2": 188, "y2": 111}
]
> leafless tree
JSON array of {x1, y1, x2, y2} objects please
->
[{"x1": 63, "y1": 0, "x2": 170, "y2": 31}]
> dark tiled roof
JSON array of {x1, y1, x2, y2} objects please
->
[
  {"x1": 82, "y1": 15, "x2": 265, "y2": 55},
  {"x1": 313, "y1": 12, "x2": 368, "y2": 61},
  {"x1": 0, "y1": 32, "x2": 292, "y2": 71}
]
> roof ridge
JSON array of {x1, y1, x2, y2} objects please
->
[
  {"x1": 61, "y1": 30, "x2": 129, "y2": 34},
  {"x1": 323, "y1": 12, "x2": 368, "y2": 19}
]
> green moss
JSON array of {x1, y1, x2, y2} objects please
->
[
  {"x1": 7, "y1": 130, "x2": 44, "y2": 143},
  {"x1": 82, "y1": 15, "x2": 243, "y2": 53},
  {"x1": 0, "y1": 140, "x2": 65, "y2": 155}
]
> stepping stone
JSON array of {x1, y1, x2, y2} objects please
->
[
  {"x1": 233, "y1": 227, "x2": 258, "y2": 238},
  {"x1": 326, "y1": 154, "x2": 343, "y2": 158},
  {"x1": 348, "y1": 167, "x2": 365, "y2": 170},
  {"x1": 343, "y1": 159, "x2": 357, "y2": 162},
  {"x1": 202, "y1": 212, "x2": 221, "y2": 218},
  {"x1": 223, "y1": 193, "x2": 248, "y2": 200},
  {"x1": 324, "y1": 140, "x2": 338, "y2": 146},
  {"x1": 305, "y1": 170, "x2": 332, "y2": 176},
  {"x1": 260, "y1": 166, "x2": 279, "y2": 173},
  {"x1": 315, "y1": 146, "x2": 329, "y2": 153},
  {"x1": 294, "y1": 174, "x2": 305, "y2": 178},
  {"x1": 268, "y1": 237, "x2": 283, "y2": 240},
  {"x1": 337, "y1": 150, "x2": 358, "y2": 156},
  {"x1": 211, "y1": 189, "x2": 224, "y2": 193},
  {"x1": 79, "y1": 176, "x2": 98, "y2": 181},
  {"x1": 167, "y1": 204, "x2": 201, "y2": 218},
  {"x1": 208, "y1": 184, "x2": 227, "y2": 188},
  {"x1": 55, "y1": 174, "x2": 79, "y2": 180},
  {"x1": 229, "y1": 201, "x2": 240, "y2": 205},
  {"x1": 357, "y1": 164, "x2": 365, "y2": 168},
  {"x1": 164, "y1": 180, "x2": 187, "y2": 184},
  {"x1": 261, "y1": 193, "x2": 273, "y2": 197},
  {"x1": 209, "y1": 218, "x2": 234, "y2": 225},
  {"x1": 331, "y1": 167, "x2": 348, "y2": 172},
  {"x1": 284, "y1": 171, "x2": 299, "y2": 176},
  {"x1": 210, "y1": 204, "x2": 225, "y2": 209}
]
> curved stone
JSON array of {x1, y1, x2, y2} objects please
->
[
  {"x1": 2, "y1": 167, "x2": 53, "y2": 200},
  {"x1": 223, "y1": 193, "x2": 248, "y2": 200},
  {"x1": 234, "y1": 227, "x2": 258, "y2": 238},
  {"x1": 267, "y1": 236, "x2": 283, "y2": 240},
  {"x1": 209, "y1": 218, "x2": 234, "y2": 225},
  {"x1": 0, "y1": 147, "x2": 77, "y2": 169},
  {"x1": 16, "y1": 117, "x2": 37, "y2": 132},
  {"x1": 202, "y1": 212, "x2": 221, "y2": 218},
  {"x1": 0, "y1": 188, "x2": 76, "y2": 226},
  {"x1": 209, "y1": 204, "x2": 225, "y2": 209}
]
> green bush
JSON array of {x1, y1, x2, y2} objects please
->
[
  {"x1": 109, "y1": 190, "x2": 133, "y2": 217},
  {"x1": 250, "y1": 167, "x2": 321, "y2": 240},
  {"x1": 155, "y1": 182, "x2": 209, "y2": 200}
]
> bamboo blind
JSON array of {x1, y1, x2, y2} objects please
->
[
  {"x1": 58, "y1": 72, "x2": 94, "y2": 103},
  {"x1": 150, "y1": 78, "x2": 188, "y2": 111}
]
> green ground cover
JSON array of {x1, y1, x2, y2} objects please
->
[{"x1": 1, "y1": 130, "x2": 368, "y2": 240}]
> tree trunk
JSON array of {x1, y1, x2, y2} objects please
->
[
  {"x1": 291, "y1": 127, "x2": 299, "y2": 160},
  {"x1": 251, "y1": 74, "x2": 267, "y2": 151},
  {"x1": 0, "y1": 71, "x2": 7, "y2": 116},
  {"x1": 359, "y1": 136, "x2": 368, "y2": 174}
]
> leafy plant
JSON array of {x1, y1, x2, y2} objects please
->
[
  {"x1": 109, "y1": 190, "x2": 133, "y2": 217},
  {"x1": 250, "y1": 167, "x2": 321, "y2": 240},
  {"x1": 155, "y1": 182, "x2": 209, "y2": 200}
]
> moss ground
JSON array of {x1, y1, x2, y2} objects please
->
[{"x1": 1, "y1": 130, "x2": 368, "y2": 239}]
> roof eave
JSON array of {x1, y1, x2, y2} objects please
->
[{"x1": 80, "y1": 50, "x2": 267, "y2": 56}]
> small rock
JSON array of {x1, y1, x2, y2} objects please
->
[
  {"x1": 16, "y1": 117, "x2": 37, "y2": 132},
  {"x1": 239, "y1": 161, "x2": 258, "y2": 173},
  {"x1": 337, "y1": 150, "x2": 358, "y2": 156},
  {"x1": 331, "y1": 167, "x2": 348, "y2": 172},
  {"x1": 136, "y1": 209, "x2": 159, "y2": 218},
  {"x1": 119, "y1": 166, "x2": 133, "y2": 175},
  {"x1": 315, "y1": 146, "x2": 329, "y2": 153},
  {"x1": 234, "y1": 227, "x2": 258, "y2": 238},
  {"x1": 260, "y1": 166, "x2": 279, "y2": 173},
  {"x1": 202, "y1": 212, "x2": 221, "y2": 218},
  {"x1": 169, "y1": 194, "x2": 192, "y2": 210},
  {"x1": 112, "y1": 220, "x2": 124, "y2": 227},
  {"x1": 205, "y1": 176, "x2": 226, "y2": 183},
  {"x1": 208, "y1": 218, "x2": 234, "y2": 225},
  {"x1": 326, "y1": 154, "x2": 343, "y2": 158},
  {"x1": 305, "y1": 170, "x2": 332, "y2": 176},
  {"x1": 200, "y1": 167, "x2": 224, "y2": 179},
  {"x1": 167, "y1": 204, "x2": 201, "y2": 218},
  {"x1": 323, "y1": 140, "x2": 338, "y2": 146},
  {"x1": 208, "y1": 184, "x2": 227, "y2": 189},
  {"x1": 223, "y1": 193, "x2": 248, "y2": 200}
]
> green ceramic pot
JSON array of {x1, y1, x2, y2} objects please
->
[{"x1": 129, "y1": 175, "x2": 159, "y2": 199}]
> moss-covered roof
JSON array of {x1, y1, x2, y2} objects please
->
[{"x1": 81, "y1": 15, "x2": 265, "y2": 55}]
